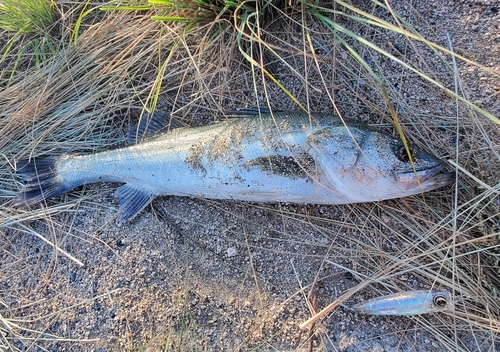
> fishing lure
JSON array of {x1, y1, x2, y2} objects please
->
[{"x1": 352, "y1": 290, "x2": 454, "y2": 316}]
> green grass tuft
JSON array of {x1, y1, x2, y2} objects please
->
[
  {"x1": 0, "y1": 0, "x2": 57, "y2": 33},
  {"x1": 0, "y1": 0, "x2": 60, "y2": 74}
]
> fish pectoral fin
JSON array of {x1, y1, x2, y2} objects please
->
[{"x1": 115, "y1": 184, "x2": 154, "y2": 222}]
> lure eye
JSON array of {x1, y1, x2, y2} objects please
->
[
  {"x1": 396, "y1": 146, "x2": 415, "y2": 162},
  {"x1": 433, "y1": 294, "x2": 447, "y2": 307}
]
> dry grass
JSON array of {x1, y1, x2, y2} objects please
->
[{"x1": 0, "y1": 0, "x2": 499, "y2": 351}]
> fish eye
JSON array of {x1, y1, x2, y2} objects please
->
[
  {"x1": 433, "y1": 295, "x2": 447, "y2": 307},
  {"x1": 395, "y1": 146, "x2": 415, "y2": 162}
]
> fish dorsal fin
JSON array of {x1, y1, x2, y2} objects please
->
[
  {"x1": 224, "y1": 107, "x2": 276, "y2": 117},
  {"x1": 114, "y1": 184, "x2": 154, "y2": 222},
  {"x1": 128, "y1": 111, "x2": 186, "y2": 144}
]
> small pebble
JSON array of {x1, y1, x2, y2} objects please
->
[{"x1": 227, "y1": 247, "x2": 238, "y2": 257}]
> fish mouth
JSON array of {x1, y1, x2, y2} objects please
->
[{"x1": 398, "y1": 162, "x2": 455, "y2": 191}]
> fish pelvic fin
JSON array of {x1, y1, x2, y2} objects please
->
[
  {"x1": 115, "y1": 184, "x2": 155, "y2": 222},
  {"x1": 14, "y1": 157, "x2": 73, "y2": 207}
]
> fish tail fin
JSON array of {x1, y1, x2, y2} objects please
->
[{"x1": 14, "y1": 157, "x2": 73, "y2": 207}]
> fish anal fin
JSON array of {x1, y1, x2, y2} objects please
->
[
  {"x1": 128, "y1": 111, "x2": 187, "y2": 144},
  {"x1": 115, "y1": 184, "x2": 154, "y2": 222}
]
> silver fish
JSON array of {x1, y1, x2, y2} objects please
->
[
  {"x1": 352, "y1": 290, "x2": 454, "y2": 316},
  {"x1": 14, "y1": 111, "x2": 454, "y2": 221}
]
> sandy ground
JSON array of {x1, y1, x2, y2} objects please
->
[{"x1": 1, "y1": 1, "x2": 499, "y2": 351}]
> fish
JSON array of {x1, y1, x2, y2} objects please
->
[
  {"x1": 352, "y1": 290, "x2": 454, "y2": 316},
  {"x1": 14, "y1": 110, "x2": 454, "y2": 222}
]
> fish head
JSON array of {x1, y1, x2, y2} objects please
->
[{"x1": 308, "y1": 126, "x2": 454, "y2": 202}]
